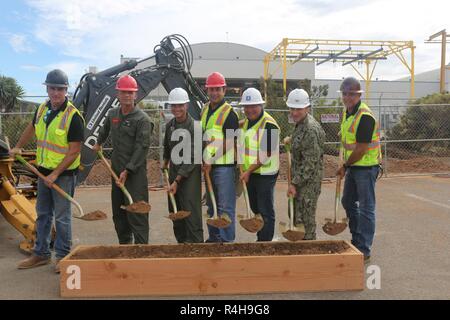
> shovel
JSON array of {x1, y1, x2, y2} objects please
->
[
  {"x1": 14, "y1": 154, "x2": 85, "y2": 219},
  {"x1": 205, "y1": 170, "x2": 231, "y2": 229},
  {"x1": 238, "y1": 166, "x2": 264, "y2": 233},
  {"x1": 279, "y1": 142, "x2": 305, "y2": 241},
  {"x1": 97, "y1": 150, "x2": 151, "y2": 214},
  {"x1": 322, "y1": 174, "x2": 348, "y2": 235},
  {"x1": 163, "y1": 168, "x2": 191, "y2": 221}
]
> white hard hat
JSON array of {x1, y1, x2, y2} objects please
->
[
  {"x1": 168, "y1": 88, "x2": 190, "y2": 104},
  {"x1": 239, "y1": 87, "x2": 265, "y2": 106},
  {"x1": 286, "y1": 88, "x2": 310, "y2": 109}
]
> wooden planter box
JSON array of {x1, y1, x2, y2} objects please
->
[{"x1": 60, "y1": 240, "x2": 363, "y2": 297}]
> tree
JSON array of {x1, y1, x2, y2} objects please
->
[
  {"x1": 387, "y1": 93, "x2": 450, "y2": 155},
  {"x1": 0, "y1": 75, "x2": 25, "y2": 112}
]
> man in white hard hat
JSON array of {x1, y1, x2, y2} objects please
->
[
  {"x1": 238, "y1": 88, "x2": 280, "y2": 241},
  {"x1": 285, "y1": 88, "x2": 325, "y2": 240},
  {"x1": 162, "y1": 88, "x2": 203, "y2": 243}
]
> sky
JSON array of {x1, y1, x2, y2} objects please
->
[{"x1": 0, "y1": 0, "x2": 448, "y2": 102}]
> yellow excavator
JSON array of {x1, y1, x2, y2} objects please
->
[{"x1": 0, "y1": 139, "x2": 43, "y2": 253}]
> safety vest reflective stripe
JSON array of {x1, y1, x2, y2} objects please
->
[
  {"x1": 59, "y1": 106, "x2": 74, "y2": 130},
  {"x1": 342, "y1": 141, "x2": 380, "y2": 150},
  {"x1": 215, "y1": 105, "x2": 231, "y2": 126},
  {"x1": 36, "y1": 140, "x2": 69, "y2": 154}
]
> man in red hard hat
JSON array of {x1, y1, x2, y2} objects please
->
[
  {"x1": 93, "y1": 74, "x2": 153, "y2": 244},
  {"x1": 201, "y1": 72, "x2": 239, "y2": 242}
]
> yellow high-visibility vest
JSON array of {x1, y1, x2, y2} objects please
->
[
  {"x1": 201, "y1": 101, "x2": 237, "y2": 165},
  {"x1": 241, "y1": 111, "x2": 279, "y2": 174},
  {"x1": 340, "y1": 102, "x2": 381, "y2": 166},
  {"x1": 35, "y1": 100, "x2": 83, "y2": 170}
]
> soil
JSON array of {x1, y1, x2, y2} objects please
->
[
  {"x1": 83, "y1": 152, "x2": 450, "y2": 187},
  {"x1": 168, "y1": 210, "x2": 191, "y2": 221},
  {"x1": 282, "y1": 230, "x2": 306, "y2": 242},
  {"x1": 206, "y1": 216, "x2": 231, "y2": 228},
  {"x1": 125, "y1": 201, "x2": 151, "y2": 214},
  {"x1": 322, "y1": 221, "x2": 348, "y2": 236},
  {"x1": 70, "y1": 241, "x2": 352, "y2": 260},
  {"x1": 239, "y1": 216, "x2": 264, "y2": 233},
  {"x1": 79, "y1": 210, "x2": 108, "y2": 221}
]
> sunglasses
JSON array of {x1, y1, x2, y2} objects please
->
[{"x1": 43, "y1": 109, "x2": 53, "y2": 123}]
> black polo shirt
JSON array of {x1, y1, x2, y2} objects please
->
[{"x1": 346, "y1": 101, "x2": 375, "y2": 143}]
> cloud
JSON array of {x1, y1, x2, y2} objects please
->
[
  {"x1": 23, "y1": 0, "x2": 450, "y2": 80},
  {"x1": 20, "y1": 64, "x2": 43, "y2": 71},
  {"x1": 8, "y1": 34, "x2": 34, "y2": 53}
]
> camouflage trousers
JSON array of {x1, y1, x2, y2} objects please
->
[{"x1": 294, "y1": 181, "x2": 322, "y2": 240}]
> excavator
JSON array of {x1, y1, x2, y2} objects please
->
[{"x1": 0, "y1": 34, "x2": 208, "y2": 253}]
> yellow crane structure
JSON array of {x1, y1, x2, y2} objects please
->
[
  {"x1": 263, "y1": 38, "x2": 415, "y2": 101},
  {"x1": 425, "y1": 29, "x2": 450, "y2": 93}
]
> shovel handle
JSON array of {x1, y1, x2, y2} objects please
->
[
  {"x1": 334, "y1": 175, "x2": 342, "y2": 222},
  {"x1": 205, "y1": 170, "x2": 218, "y2": 219},
  {"x1": 163, "y1": 169, "x2": 178, "y2": 213},
  {"x1": 288, "y1": 196, "x2": 295, "y2": 230},
  {"x1": 286, "y1": 148, "x2": 292, "y2": 185},
  {"x1": 239, "y1": 166, "x2": 252, "y2": 219},
  {"x1": 15, "y1": 155, "x2": 84, "y2": 218},
  {"x1": 97, "y1": 150, "x2": 134, "y2": 205}
]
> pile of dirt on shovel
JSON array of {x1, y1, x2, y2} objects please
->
[
  {"x1": 79, "y1": 210, "x2": 107, "y2": 221},
  {"x1": 70, "y1": 241, "x2": 351, "y2": 260}
]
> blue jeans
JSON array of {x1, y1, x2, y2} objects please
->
[
  {"x1": 247, "y1": 173, "x2": 278, "y2": 241},
  {"x1": 206, "y1": 166, "x2": 236, "y2": 242},
  {"x1": 34, "y1": 175, "x2": 76, "y2": 259},
  {"x1": 341, "y1": 166, "x2": 379, "y2": 257}
]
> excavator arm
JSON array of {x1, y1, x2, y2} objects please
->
[{"x1": 73, "y1": 34, "x2": 208, "y2": 183}]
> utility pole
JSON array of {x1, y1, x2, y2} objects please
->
[{"x1": 426, "y1": 29, "x2": 450, "y2": 93}]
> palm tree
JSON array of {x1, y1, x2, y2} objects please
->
[{"x1": 0, "y1": 75, "x2": 25, "y2": 112}]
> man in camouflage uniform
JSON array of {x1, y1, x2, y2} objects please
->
[{"x1": 286, "y1": 89, "x2": 325, "y2": 240}]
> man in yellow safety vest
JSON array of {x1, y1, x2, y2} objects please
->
[
  {"x1": 336, "y1": 77, "x2": 381, "y2": 264},
  {"x1": 10, "y1": 69, "x2": 84, "y2": 273}
]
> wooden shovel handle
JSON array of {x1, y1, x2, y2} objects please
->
[
  {"x1": 163, "y1": 169, "x2": 178, "y2": 213},
  {"x1": 15, "y1": 155, "x2": 84, "y2": 217},
  {"x1": 97, "y1": 150, "x2": 133, "y2": 205},
  {"x1": 205, "y1": 170, "x2": 218, "y2": 219},
  {"x1": 239, "y1": 165, "x2": 252, "y2": 218}
]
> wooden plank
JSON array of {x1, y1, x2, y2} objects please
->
[{"x1": 60, "y1": 241, "x2": 364, "y2": 297}]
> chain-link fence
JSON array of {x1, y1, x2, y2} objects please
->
[{"x1": 1, "y1": 104, "x2": 449, "y2": 187}]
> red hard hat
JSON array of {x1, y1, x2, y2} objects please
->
[
  {"x1": 116, "y1": 75, "x2": 138, "y2": 92},
  {"x1": 205, "y1": 72, "x2": 226, "y2": 88}
]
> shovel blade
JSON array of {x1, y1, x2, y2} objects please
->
[
  {"x1": 239, "y1": 216, "x2": 264, "y2": 233},
  {"x1": 167, "y1": 210, "x2": 191, "y2": 221},
  {"x1": 206, "y1": 213, "x2": 231, "y2": 229},
  {"x1": 322, "y1": 220, "x2": 348, "y2": 236},
  {"x1": 124, "y1": 201, "x2": 151, "y2": 214},
  {"x1": 78, "y1": 210, "x2": 108, "y2": 221},
  {"x1": 282, "y1": 229, "x2": 305, "y2": 242},
  {"x1": 280, "y1": 222, "x2": 305, "y2": 241}
]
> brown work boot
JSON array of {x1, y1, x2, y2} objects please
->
[
  {"x1": 54, "y1": 259, "x2": 62, "y2": 274},
  {"x1": 17, "y1": 255, "x2": 51, "y2": 269}
]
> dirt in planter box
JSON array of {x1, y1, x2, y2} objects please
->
[{"x1": 70, "y1": 241, "x2": 351, "y2": 260}]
